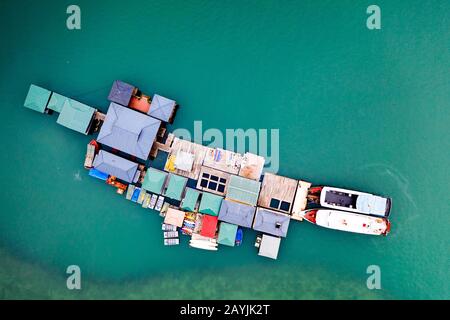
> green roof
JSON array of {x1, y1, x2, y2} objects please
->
[
  {"x1": 24, "y1": 84, "x2": 51, "y2": 113},
  {"x1": 199, "y1": 192, "x2": 223, "y2": 216},
  {"x1": 164, "y1": 174, "x2": 188, "y2": 200},
  {"x1": 142, "y1": 168, "x2": 168, "y2": 194},
  {"x1": 47, "y1": 92, "x2": 69, "y2": 113},
  {"x1": 56, "y1": 99, "x2": 95, "y2": 134},
  {"x1": 226, "y1": 175, "x2": 261, "y2": 206},
  {"x1": 218, "y1": 222, "x2": 238, "y2": 246},
  {"x1": 180, "y1": 188, "x2": 200, "y2": 211}
]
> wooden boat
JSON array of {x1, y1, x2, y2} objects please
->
[{"x1": 302, "y1": 209, "x2": 391, "y2": 236}]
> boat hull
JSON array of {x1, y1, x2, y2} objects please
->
[{"x1": 303, "y1": 209, "x2": 391, "y2": 236}]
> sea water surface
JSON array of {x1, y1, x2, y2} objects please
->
[{"x1": 0, "y1": 0, "x2": 449, "y2": 299}]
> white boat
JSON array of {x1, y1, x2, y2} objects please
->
[
  {"x1": 148, "y1": 194, "x2": 158, "y2": 209},
  {"x1": 189, "y1": 240, "x2": 218, "y2": 251},
  {"x1": 302, "y1": 209, "x2": 391, "y2": 236},
  {"x1": 155, "y1": 196, "x2": 165, "y2": 211},
  {"x1": 308, "y1": 186, "x2": 392, "y2": 217}
]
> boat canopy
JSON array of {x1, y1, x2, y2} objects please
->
[
  {"x1": 180, "y1": 188, "x2": 201, "y2": 211},
  {"x1": 47, "y1": 92, "x2": 69, "y2": 113},
  {"x1": 226, "y1": 175, "x2": 261, "y2": 206},
  {"x1": 148, "y1": 94, "x2": 176, "y2": 122},
  {"x1": 217, "y1": 222, "x2": 238, "y2": 247},
  {"x1": 198, "y1": 192, "x2": 223, "y2": 216},
  {"x1": 258, "y1": 234, "x2": 281, "y2": 260},
  {"x1": 253, "y1": 208, "x2": 290, "y2": 238},
  {"x1": 142, "y1": 167, "x2": 168, "y2": 194},
  {"x1": 164, "y1": 208, "x2": 185, "y2": 227},
  {"x1": 218, "y1": 199, "x2": 255, "y2": 228},
  {"x1": 93, "y1": 150, "x2": 138, "y2": 183},
  {"x1": 108, "y1": 80, "x2": 134, "y2": 106},
  {"x1": 164, "y1": 173, "x2": 188, "y2": 201},
  {"x1": 56, "y1": 99, "x2": 95, "y2": 134},
  {"x1": 356, "y1": 194, "x2": 388, "y2": 216},
  {"x1": 24, "y1": 84, "x2": 51, "y2": 113},
  {"x1": 200, "y1": 215, "x2": 218, "y2": 238},
  {"x1": 97, "y1": 102, "x2": 161, "y2": 159}
]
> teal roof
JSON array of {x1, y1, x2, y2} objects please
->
[
  {"x1": 47, "y1": 92, "x2": 69, "y2": 113},
  {"x1": 180, "y1": 188, "x2": 200, "y2": 211},
  {"x1": 24, "y1": 84, "x2": 51, "y2": 113},
  {"x1": 226, "y1": 175, "x2": 261, "y2": 206},
  {"x1": 218, "y1": 222, "x2": 238, "y2": 247},
  {"x1": 199, "y1": 192, "x2": 223, "y2": 216},
  {"x1": 142, "y1": 168, "x2": 168, "y2": 194},
  {"x1": 56, "y1": 99, "x2": 95, "y2": 134},
  {"x1": 164, "y1": 174, "x2": 188, "y2": 201}
]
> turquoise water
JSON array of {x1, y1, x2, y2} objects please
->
[{"x1": 0, "y1": 0, "x2": 449, "y2": 299}]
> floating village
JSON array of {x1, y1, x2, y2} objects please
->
[{"x1": 23, "y1": 81, "x2": 392, "y2": 260}]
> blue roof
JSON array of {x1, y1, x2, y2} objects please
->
[
  {"x1": 148, "y1": 94, "x2": 176, "y2": 122},
  {"x1": 23, "y1": 84, "x2": 51, "y2": 113},
  {"x1": 93, "y1": 150, "x2": 138, "y2": 183},
  {"x1": 252, "y1": 208, "x2": 290, "y2": 237},
  {"x1": 108, "y1": 80, "x2": 134, "y2": 106},
  {"x1": 97, "y1": 103, "x2": 161, "y2": 160},
  {"x1": 218, "y1": 199, "x2": 256, "y2": 228}
]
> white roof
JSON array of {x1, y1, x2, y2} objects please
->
[
  {"x1": 174, "y1": 150, "x2": 195, "y2": 172},
  {"x1": 356, "y1": 194, "x2": 387, "y2": 216},
  {"x1": 258, "y1": 234, "x2": 281, "y2": 259}
]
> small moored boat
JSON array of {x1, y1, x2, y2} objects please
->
[{"x1": 303, "y1": 209, "x2": 391, "y2": 236}]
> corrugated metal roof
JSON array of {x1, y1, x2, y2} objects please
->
[
  {"x1": 164, "y1": 173, "x2": 188, "y2": 201},
  {"x1": 24, "y1": 84, "x2": 51, "y2": 113},
  {"x1": 258, "y1": 234, "x2": 281, "y2": 259},
  {"x1": 148, "y1": 94, "x2": 176, "y2": 122},
  {"x1": 93, "y1": 150, "x2": 138, "y2": 183},
  {"x1": 56, "y1": 99, "x2": 95, "y2": 134},
  {"x1": 141, "y1": 167, "x2": 167, "y2": 194},
  {"x1": 253, "y1": 208, "x2": 290, "y2": 238},
  {"x1": 226, "y1": 175, "x2": 261, "y2": 206},
  {"x1": 218, "y1": 199, "x2": 255, "y2": 228},
  {"x1": 47, "y1": 92, "x2": 69, "y2": 113},
  {"x1": 218, "y1": 222, "x2": 238, "y2": 246},
  {"x1": 199, "y1": 192, "x2": 223, "y2": 216},
  {"x1": 200, "y1": 215, "x2": 218, "y2": 238},
  {"x1": 180, "y1": 188, "x2": 200, "y2": 211},
  {"x1": 108, "y1": 80, "x2": 134, "y2": 106},
  {"x1": 97, "y1": 103, "x2": 161, "y2": 159}
]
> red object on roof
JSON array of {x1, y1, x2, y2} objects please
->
[
  {"x1": 200, "y1": 215, "x2": 218, "y2": 238},
  {"x1": 129, "y1": 96, "x2": 151, "y2": 114}
]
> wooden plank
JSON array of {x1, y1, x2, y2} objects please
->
[
  {"x1": 291, "y1": 180, "x2": 312, "y2": 221},
  {"x1": 257, "y1": 173, "x2": 298, "y2": 213}
]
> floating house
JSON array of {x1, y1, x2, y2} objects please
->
[
  {"x1": 180, "y1": 188, "x2": 201, "y2": 212},
  {"x1": 253, "y1": 208, "x2": 290, "y2": 238},
  {"x1": 238, "y1": 153, "x2": 265, "y2": 181},
  {"x1": 108, "y1": 80, "x2": 135, "y2": 107},
  {"x1": 163, "y1": 173, "x2": 188, "y2": 201},
  {"x1": 164, "y1": 208, "x2": 186, "y2": 228},
  {"x1": 217, "y1": 222, "x2": 238, "y2": 247},
  {"x1": 196, "y1": 166, "x2": 230, "y2": 196},
  {"x1": 148, "y1": 94, "x2": 177, "y2": 123},
  {"x1": 198, "y1": 192, "x2": 223, "y2": 216},
  {"x1": 258, "y1": 234, "x2": 281, "y2": 260},
  {"x1": 291, "y1": 180, "x2": 312, "y2": 221},
  {"x1": 92, "y1": 150, "x2": 139, "y2": 183},
  {"x1": 24, "y1": 84, "x2": 52, "y2": 113},
  {"x1": 47, "y1": 92, "x2": 69, "y2": 113},
  {"x1": 97, "y1": 102, "x2": 161, "y2": 160},
  {"x1": 258, "y1": 173, "x2": 298, "y2": 214},
  {"x1": 142, "y1": 167, "x2": 168, "y2": 194},
  {"x1": 218, "y1": 199, "x2": 256, "y2": 228},
  {"x1": 226, "y1": 175, "x2": 261, "y2": 206},
  {"x1": 203, "y1": 148, "x2": 242, "y2": 175},
  {"x1": 56, "y1": 99, "x2": 96, "y2": 135},
  {"x1": 165, "y1": 138, "x2": 211, "y2": 179},
  {"x1": 200, "y1": 215, "x2": 218, "y2": 238}
]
